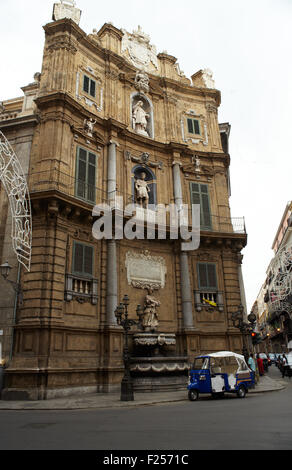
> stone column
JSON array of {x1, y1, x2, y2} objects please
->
[
  {"x1": 180, "y1": 251, "x2": 194, "y2": 329},
  {"x1": 107, "y1": 140, "x2": 117, "y2": 203},
  {"x1": 172, "y1": 161, "x2": 183, "y2": 209},
  {"x1": 106, "y1": 240, "x2": 118, "y2": 326},
  {"x1": 106, "y1": 140, "x2": 118, "y2": 326}
]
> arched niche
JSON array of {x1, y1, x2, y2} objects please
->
[
  {"x1": 131, "y1": 93, "x2": 154, "y2": 139},
  {"x1": 131, "y1": 165, "x2": 157, "y2": 207}
]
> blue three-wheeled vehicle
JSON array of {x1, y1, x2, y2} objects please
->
[{"x1": 188, "y1": 351, "x2": 255, "y2": 401}]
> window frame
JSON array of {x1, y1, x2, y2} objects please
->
[
  {"x1": 190, "y1": 182, "x2": 212, "y2": 230},
  {"x1": 83, "y1": 74, "x2": 96, "y2": 99},
  {"x1": 187, "y1": 117, "x2": 201, "y2": 136},
  {"x1": 75, "y1": 146, "x2": 97, "y2": 204},
  {"x1": 197, "y1": 262, "x2": 218, "y2": 292},
  {"x1": 72, "y1": 241, "x2": 94, "y2": 279}
]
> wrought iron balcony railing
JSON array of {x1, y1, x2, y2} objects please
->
[{"x1": 29, "y1": 169, "x2": 246, "y2": 235}]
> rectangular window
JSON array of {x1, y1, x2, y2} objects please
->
[
  {"x1": 187, "y1": 118, "x2": 201, "y2": 135},
  {"x1": 73, "y1": 242, "x2": 94, "y2": 277},
  {"x1": 75, "y1": 147, "x2": 96, "y2": 203},
  {"x1": 197, "y1": 263, "x2": 217, "y2": 290},
  {"x1": 83, "y1": 75, "x2": 96, "y2": 98},
  {"x1": 190, "y1": 182, "x2": 212, "y2": 230}
]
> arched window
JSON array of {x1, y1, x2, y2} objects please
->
[{"x1": 131, "y1": 93, "x2": 154, "y2": 139}]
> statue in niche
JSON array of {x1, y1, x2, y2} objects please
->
[
  {"x1": 142, "y1": 288, "x2": 160, "y2": 331},
  {"x1": 135, "y1": 171, "x2": 150, "y2": 208},
  {"x1": 132, "y1": 100, "x2": 149, "y2": 137},
  {"x1": 84, "y1": 118, "x2": 96, "y2": 137}
]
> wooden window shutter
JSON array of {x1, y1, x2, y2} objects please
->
[
  {"x1": 190, "y1": 183, "x2": 212, "y2": 230},
  {"x1": 73, "y1": 242, "x2": 94, "y2": 277},
  {"x1": 73, "y1": 243, "x2": 84, "y2": 274},
  {"x1": 198, "y1": 263, "x2": 208, "y2": 289},
  {"x1": 83, "y1": 75, "x2": 89, "y2": 94},
  {"x1": 207, "y1": 264, "x2": 217, "y2": 289},
  {"x1": 187, "y1": 118, "x2": 194, "y2": 134},
  {"x1": 84, "y1": 245, "x2": 94, "y2": 276},
  {"x1": 90, "y1": 80, "x2": 96, "y2": 98},
  {"x1": 75, "y1": 148, "x2": 97, "y2": 203},
  {"x1": 198, "y1": 263, "x2": 217, "y2": 290},
  {"x1": 194, "y1": 119, "x2": 200, "y2": 135},
  {"x1": 76, "y1": 148, "x2": 87, "y2": 199}
]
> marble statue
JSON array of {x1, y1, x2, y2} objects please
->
[
  {"x1": 135, "y1": 172, "x2": 150, "y2": 208},
  {"x1": 132, "y1": 100, "x2": 149, "y2": 136},
  {"x1": 142, "y1": 289, "x2": 160, "y2": 331},
  {"x1": 84, "y1": 118, "x2": 96, "y2": 137}
]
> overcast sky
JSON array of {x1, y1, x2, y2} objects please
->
[{"x1": 1, "y1": 0, "x2": 291, "y2": 311}]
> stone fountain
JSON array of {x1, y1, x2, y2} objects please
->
[{"x1": 130, "y1": 289, "x2": 189, "y2": 392}]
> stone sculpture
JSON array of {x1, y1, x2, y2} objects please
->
[
  {"x1": 132, "y1": 100, "x2": 149, "y2": 136},
  {"x1": 135, "y1": 70, "x2": 149, "y2": 93},
  {"x1": 84, "y1": 118, "x2": 96, "y2": 137},
  {"x1": 142, "y1": 289, "x2": 160, "y2": 331},
  {"x1": 135, "y1": 172, "x2": 150, "y2": 208}
]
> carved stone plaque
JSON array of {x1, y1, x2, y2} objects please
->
[{"x1": 125, "y1": 250, "x2": 166, "y2": 291}]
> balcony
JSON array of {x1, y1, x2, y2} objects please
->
[
  {"x1": 65, "y1": 273, "x2": 98, "y2": 305},
  {"x1": 29, "y1": 169, "x2": 246, "y2": 236},
  {"x1": 194, "y1": 290, "x2": 224, "y2": 312}
]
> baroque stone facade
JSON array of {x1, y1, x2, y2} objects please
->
[{"x1": 0, "y1": 3, "x2": 248, "y2": 400}]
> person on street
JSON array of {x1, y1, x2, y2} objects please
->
[
  {"x1": 248, "y1": 353, "x2": 257, "y2": 383},
  {"x1": 256, "y1": 354, "x2": 265, "y2": 376},
  {"x1": 281, "y1": 354, "x2": 288, "y2": 378}
]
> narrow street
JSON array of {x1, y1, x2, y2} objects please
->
[{"x1": 0, "y1": 364, "x2": 291, "y2": 451}]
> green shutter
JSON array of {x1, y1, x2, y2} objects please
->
[
  {"x1": 198, "y1": 264, "x2": 208, "y2": 289},
  {"x1": 90, "y1": 80, "x2": 96, "y2": 98},
  {"x1": 207, "y1": 264, "x2": 217, "y2": 289},
  {"x1": 76, "y1": 147, "x2": 97, "y2": 203},
  {"x1": 83, "y1": 75, "x2": 89, "y2": 94},
  {"x1": 73, "y1": 242, "x2": 94, "y2": 277},
  {"x1": 197, "y1": 263, "x2": 217, "y2": 290},
  {"x1": 76, "y1": 148, "x2": 87, "y2": 199},
  {"x1": 73, "y1": 243, "x2": 84, "y2": 274},
  {"x1": 187, "y1": 118, "x2": 194, "y2": 134},
  {"x1": 190, "y1": 182, "x2": 212, "y2": 230},
  {"x1": 84, "y1": 245, "x2": 93, "y2": 276},
  {"x1": 194, "y1": 119, "x2": 200, "y2": 135}
]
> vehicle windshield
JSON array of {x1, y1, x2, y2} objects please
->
[{"x1": 193, "y1": 357, "x2": 209, "y2": 370}]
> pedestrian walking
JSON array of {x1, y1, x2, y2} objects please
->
[
  {"x1": 282, "y1": 354, "x2": 288, "y2": 378},
  {"x1": 257, "y1": 354, "x2": 265, "y2": 376}
]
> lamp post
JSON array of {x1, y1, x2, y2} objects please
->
[
  {"x1": 231, "y1": 305, "x2": 256, "y2": 361},
  {"x1": 115, "y1": 295, "x2": 144, "y2": 401},
  {"x1": 0, "y1": 262, "x2": 23, "y2": 305}
]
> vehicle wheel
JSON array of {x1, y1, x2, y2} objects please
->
[
  {"x1": 188, "y1": 389, "x2": 199, "y2": 401},
  {"x1": 237, "y1": 385, "x2": 246, "y2": 399}
]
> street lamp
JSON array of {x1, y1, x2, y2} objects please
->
[
  {"x1": 231, "y1": 305, "x2": 255, "y2": 360},
  {"x1": 0, "y1": 261, "x2": 12, "y2": 280},
  {"x1": 115, "y1": 295, "x2": 144, "y2": 402},
  {"x1": 0, "y1": 262, "x2": 23, "y2": 304}
]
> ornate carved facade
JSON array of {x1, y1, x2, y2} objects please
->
[{"x1": 0, "y1": 2, "x2": 248, "y2": 400}]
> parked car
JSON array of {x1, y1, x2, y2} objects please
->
[{"x1": 268, "y1": 353, "x2": 277, "y2": 364}]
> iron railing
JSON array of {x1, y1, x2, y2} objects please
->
[{"x1": 29, "y1": 169, "x2": 246, "y2": 235}]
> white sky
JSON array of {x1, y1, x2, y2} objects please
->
[{"x1": 1, "y1": 0, "x2": 291, "y2": 311}]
